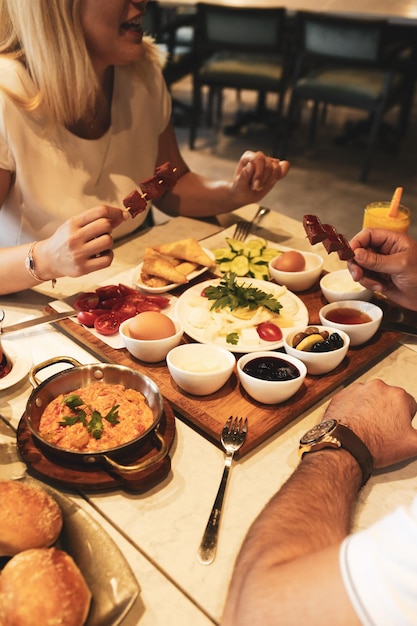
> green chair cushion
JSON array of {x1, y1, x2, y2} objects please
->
[
  {"x1": 296, "y1": 68, "x2": 405, "y2": 108},
  {"x1": 198, "y1": 53, "x2": 284, "y2": 89}
]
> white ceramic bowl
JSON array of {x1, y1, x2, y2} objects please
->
[
  {"x1": 319, "y1": 300, "x2": 382, "y2": 347},
  {"x1": 166, "y1": 343, "x2": 236, "y2": 396},
  {"x1": 320, "y1": 269, "x2": 373, "y2": 303},
  {"x1": 283, "y1": 325, "x2": 350, "y2": 375},
  {"x1": 119, "y1": 316, "x2": 183, "y2": 363},
  {"x1": 268, "y1": 251, "x2": 324, "y2": 292},
  {"x1": 236, "y1": 351, "x2": 306, "y2": 404}
]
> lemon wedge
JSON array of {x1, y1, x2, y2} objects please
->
[{"x1": 296, "y1": 334, "x2": 324, "y2": 352}]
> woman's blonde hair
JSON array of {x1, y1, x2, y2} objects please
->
[{"x1": 0, "y1": 0, "x2": 109, "y2": 126}]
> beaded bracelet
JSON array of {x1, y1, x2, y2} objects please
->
[{"x1": 25, "y1": 242, "x2": 56, "y2": 287}]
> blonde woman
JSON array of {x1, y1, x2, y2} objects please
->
[{"x1": 0, "y1": 0, "x2": 289, "y2": 295}]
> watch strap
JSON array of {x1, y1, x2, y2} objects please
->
[
  {"x1": 300, "y1": 422, "x2": 373, "y2": 487},
  {"x1": 333, "y1": 423, "x2": 373, "y2": 486}
]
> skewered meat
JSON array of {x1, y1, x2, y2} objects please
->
[
  {"x1": 123, "y1": 162, "x2": 178, "y2": 218},
  {"x1": 303, "y1": 214, "x2": 354, "y2": 260}
]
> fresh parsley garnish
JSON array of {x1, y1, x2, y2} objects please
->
[
  {"x1": 204, "y1": 273, "x2": 283, "y2": 313},
  {"x1": 64, "y1": 394, "x2": 85, "y2": 410},
  {"x1": 59, "y1": 394, "x2": 120, "y2": 440},
  {"x1": 226, "y1": 332, "x2": 240, "y2": 345}
]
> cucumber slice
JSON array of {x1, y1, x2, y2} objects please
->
[
  {"x1": 219, "y1": 261, "x2": 232, "y2": 273},
  {"x1": 230, "y1": 255, "x2": 250, "y2": 276},
  {"x1": 225, "y1": 238, "x2": 245, "y2": 253},
  {"x1": 212, "y1": 247, "x2": 234, "y2": 262},
  {"x1": 249, "y1": 255, "x2": 269, "y2": 267},
  {"x1": 250, "y1": 267, "x2": 270, "y2": 280},
  {"x1": 243, "y1": 239, "x2": 265, "y2": 258},
  {"x1": 250, "y1": 237, "x2": 267, "y2": 248},
  {"x1": 262, "y1": 248, "x2": 281, "y2": 260}
]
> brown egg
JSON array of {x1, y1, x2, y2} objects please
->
[
  {"x1": 273, "y1": 251, "x2": 306, "y2": 272},
  {"x1": 128, "y1": 312, "x2": 176, "y2": 340}
]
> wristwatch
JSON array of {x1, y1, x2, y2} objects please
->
[{"x1": 299, "y1": 418, "x2": 373, "y2": 487}]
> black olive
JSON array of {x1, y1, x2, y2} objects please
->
[
  {"x1": 329, "y1": 333, "x2": 344, "y2": 349},
  {"x1": 311, "y1": 340, "x2": 329, "y2": 353}
]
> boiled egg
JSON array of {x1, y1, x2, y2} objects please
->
[
  {"x1": 127, "y1": 312, "x2": 176, "y2": 340},
  {"x1": 273, "y1": 251, "x2": 306, "y2": 272}
]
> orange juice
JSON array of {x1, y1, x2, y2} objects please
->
[{"x1": 363, "y1": 202, "x2": 411, "y2": 233}]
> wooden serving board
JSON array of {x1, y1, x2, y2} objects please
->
[{"x1": 47, "y1": 282, "x2": 400, "y2": 458}]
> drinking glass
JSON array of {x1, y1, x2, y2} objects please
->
[{"x1": 363, "y1": 202, "x2": 411, "y2": 233}]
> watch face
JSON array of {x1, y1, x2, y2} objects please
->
[{"x1": 299, "y1": 419, "x2": 337, "y2": 445}]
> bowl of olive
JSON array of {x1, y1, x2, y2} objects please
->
[{"x1": 283, "y1": 325, "x2": 350, "y2": 375}]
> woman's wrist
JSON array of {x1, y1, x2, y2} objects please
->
[{"x1": 25, "y1": 242, "x2": 57, "y2": 287}]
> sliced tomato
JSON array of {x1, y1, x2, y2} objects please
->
[
  {"x1": 93, "y1": 312, "x2": 121, "y2": 335},
  {"x1": 256, "y1": 322, "x2": 283, "y2": 342},
  {"x1": 111, "y1": 300, "x2": 138, "y2": 321},
  {"x1": 89, "y1": 308, "x2": 108, "y2": 317},
  {"x1": 100, "y1": 297, "x2": 122, "y2": 309},
  {"x1": 76, "y1": 310, "x2": 98, "y2": 327},
  {"x1": 135, "y1": 300, "x2": 163, "y2": 313},
  {"x1": 73, "y1": 292, "x2": 100, "y2": 311},
  {"x1": 118, "y1": 283, "x2": 139, "y2": 297},
  {"x1": 144, "y1": 294, "x2": 171, "y2": 309},
  {"x1": 95, "y1": 285, "x2": 122, "y2": 301}
]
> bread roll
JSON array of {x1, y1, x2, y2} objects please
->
[
  {"x1": 0, "y1": 480, "x2": 63, "y2": 556},
  {"x1": 0, "y1": 547, "x2": 91, "y2": 626}
]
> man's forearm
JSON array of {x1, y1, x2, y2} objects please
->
[{"x1": 222, "y1": 449, "x2": 362, "y2": 626}]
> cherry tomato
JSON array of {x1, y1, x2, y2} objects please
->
[
  {"x1": 73, "y1": 292, "x2": 100, "y2": 311},
  {"x1": 100, "y1": 297, "x2": 122, "y2": 309},
  {"x1": 95, "y1": 285, "x2": 122, "y2": 301},
  {"x1": 135, "y1": 300, "x2": 163, "y2": 313},
  {"x1": 76, "y1": 311, "x2": 98, "y2": 327},
  {"x1": 144, "y1": 294, "x2": 171, "y2": 309},
  {"x1": 256, "y1": 322, "x2": 283, "y2": 342},
  {"x1": 111, "y1": 301, "x2": 138, "y2": 321},
  {"x1": 118, "y1": 283, "x2": 139, "y2": 297},
  {"x1": 93, "y1": 312, "x2": 121, "y2": 336}
]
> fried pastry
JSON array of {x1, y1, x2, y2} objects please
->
[
  {"x1": 154, "y1": 238, "x2": 215, "y2": 268},
  {"x1": 141, "y1": 248, "x2": 188, "y2": 285}
]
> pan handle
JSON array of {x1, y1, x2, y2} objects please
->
[
  {"x1": 100, "y1": 427, "x2": 168, "y2": 474},
  {"x1": 29, "y1": 356, "x2": 82, "y2": 388}
]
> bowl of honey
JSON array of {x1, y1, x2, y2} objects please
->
[{"x1": 319, "y1": 300, "x2": 382, "y2": 346}]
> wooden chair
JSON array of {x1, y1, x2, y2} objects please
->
[
  {"x1": 281, "y1": 11, "x2": 416, "y2": 182},
  {"x1": 188, "y1": 3, "x2": 291, "y2": 152}
]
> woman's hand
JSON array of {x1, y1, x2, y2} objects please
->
[
  {"x1": 35, "y1": 205, "x2": 128, "y2": 280},
  {"x1": 348, "y1": 228, "x2": 417, "y2": 311},
  {"x1": 231, "y1": 151, "x2": 290, "y2": 204}
]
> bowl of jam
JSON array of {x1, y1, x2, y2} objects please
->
[
  {"x1": 319, "y1": 300, "x2": 382, "y2": 346},
  {"x1": 237, "y1": 352, "x2": 306, "y2": 404}
]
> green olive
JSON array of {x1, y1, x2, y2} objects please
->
[{"x1": 292, "y1": 331, "x2": 307, "y2": 348}]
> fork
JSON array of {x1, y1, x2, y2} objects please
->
[
  {"x1": 197, "y1": 416, "x2": 248, "y2": 565},
  {"x1": 233, "y1": 206, "x2": 270, "y2": 242}
]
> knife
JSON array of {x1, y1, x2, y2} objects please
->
[
  {"x1": 1, "y1": 310, "x2": 77, "y2": 334},
  {"x1": 381, "y1": 321, "x2": 417, "y2": 337}
]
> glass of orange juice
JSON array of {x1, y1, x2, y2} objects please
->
[{"x1": 363, "y1": 202, "x2": 411, "y2": 233}]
